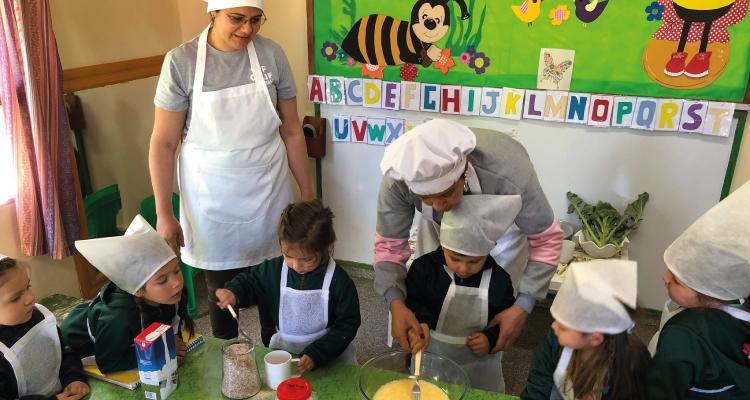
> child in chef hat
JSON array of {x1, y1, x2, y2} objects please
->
[
  {"x1": 61, "y1": 215, "x2": 194, "y2": 373},
  {"x1": 0, "y1": 254, "x2": 89, "y2": 399},
  {"x1": 405, "y1": 194, "x2": 521, "y2": 393},
  {"x1": 522, "y1": 259, "x2": 650, "y2": 399},
  {"x1": 647, "y1": 182, "x2": 750, "y2": 399}
]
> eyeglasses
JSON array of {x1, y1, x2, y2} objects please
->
[{"x1": 225, "y1": 12, "x2": 267, "y2": 27}]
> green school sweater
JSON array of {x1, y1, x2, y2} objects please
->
[
  {"x1": 521, "y1": 328, "x2": 649, "y2": 400},
  {"x1": 60, "y1": 282, "x2": 181, "y2": 373},
  {"x1": 647, "y1": 307, "x2": 750, "y2": 399},
  {"x1": 224, "y1": 258, "x2": 360, "y2": 369}
]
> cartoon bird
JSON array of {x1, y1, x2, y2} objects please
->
[
  {"x1": 573, "y1": 0, "x2": 609, "y2": 25},
  {"x1": 512, "y1": 0, "x2": 543, "y2": 26},
  {"x1": 341, "y1": 0, "x2": 470, "y2": 68}
]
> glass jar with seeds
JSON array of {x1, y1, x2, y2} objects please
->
[{"x1": 221, "y1": 338, "x2": 261, "y2": 399}]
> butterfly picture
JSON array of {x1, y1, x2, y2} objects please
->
[{"x1": 537, "y1": 49, "x2": 575, "y2": 90}]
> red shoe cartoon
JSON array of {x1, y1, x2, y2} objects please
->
[
  {"x1": 643, "y1": 0, "x2": 748, "y2": 90},
  {"x1": 684, "y1": 51, "x2": 712, "y2": 78},
  {"x1": 664, "y1": 51, "x2": 688, "y2": 76}
]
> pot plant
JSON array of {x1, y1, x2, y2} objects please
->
[{"x1": 566, "y1": 192, "x2": 649, "y2": 259}]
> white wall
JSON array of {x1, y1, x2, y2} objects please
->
[{"x1": 319, "y1": 105, "x2": 737, "y2": 310}]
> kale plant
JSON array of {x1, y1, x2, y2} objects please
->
[{"x1": 567, "y1": 192, "x2": 650, "y2": 248}]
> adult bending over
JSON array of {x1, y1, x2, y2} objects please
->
[{"x1": 375, "y1": 118, "x2": 563, "y2": 353}]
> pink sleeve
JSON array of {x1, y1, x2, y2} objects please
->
[
  {"x1": 527, "y1": 218, "x2": 564, "y2": 266},
  {"x1": 374, "y1": 233, "x2": 411, "y2": 266}
]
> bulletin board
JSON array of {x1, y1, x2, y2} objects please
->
[
  {"x1": 305, "y1": 0, "x2": 749, "y2": 309},
  {"x1": 312, "y1": 0, "x2": 750, "y2": 102}
]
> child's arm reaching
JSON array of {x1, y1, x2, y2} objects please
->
[
  {"x1": 92, "y1": 314, "x2": 140, "y2": 373},
  {"x1": 57, "y1": 327, "x2": 89, "y2": 398},
  {"x1": 405, "y1": 257, "x2": 441, "y2": 353},
  {"x1": 480, "y1": 325, "x2": 500, "y2": 351},
  {"x1": 214, "y1": 288, "x2": 237, "y2": 309},
  {"x1": 221, "y1": 265, "x2": 271, "y2": 309},
  {"x1": 57, "y1": 381, "x2": 90, "y2": 400},
  {"x1": 404, "y1": 257, "x2": 439, "y2": 328},
  {"x1": 466, "y1": 332, "x2": 490, "y2": 357}
]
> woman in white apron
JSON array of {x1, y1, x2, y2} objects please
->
[
  {"x1": 375, "y1": 119, "x2": 564, "y2": 354},
  {"x1": 149, "y1": 0, "x2": 313, "y2": 341},
  {"x1": 522, "y1": 260, "x2": 650, "y2": 400},
  {"x1": 647, "y1": 182, "x2": 750, "y2": 399},
  {"x1": 215, "y1": 200, "x2": 359, "y2": 375},
  {"x1": 406, "y1": 195, "x2": 521, "y2": 392},
  {"x1": 0, "y1": 255, "x2": 89, "y2": 399}
]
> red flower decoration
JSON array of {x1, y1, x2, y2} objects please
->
[
  {"x1": 400, "y1": 63, "x2": 418, "y2": 81},
  {"x1": 433, "y1": 48, "x2": 456, "y2": 75},
  {"x1": 743, "y1": 343, "x2": 750, "y2": 359},
  {"x1": 360, "y1": 63, "x2": 386, "y2": 79}
]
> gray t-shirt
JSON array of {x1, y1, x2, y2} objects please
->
[{"x1": 154, "y1": 34, "x2": 296, "y2": 132}]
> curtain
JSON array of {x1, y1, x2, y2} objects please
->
[{"x1": 0, "y1": 0, "x2": 80, "y2": 259}]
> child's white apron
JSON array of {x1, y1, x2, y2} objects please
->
[
  {"x1": 0, "y1": 304, "x2": 62, "y2": 397},
  {"x1": 269, "y1": 258, "x2": 357, "y2": 364},
  {"x1": 552, "y1": 346, "x2": 576, "y2": 400},
  {"x1": 427, "y1": 267, "x2": 504, "y2": 392}
]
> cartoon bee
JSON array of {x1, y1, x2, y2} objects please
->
[{"x1": 341, "y1": 0, "x2": 470, "y2": 68}]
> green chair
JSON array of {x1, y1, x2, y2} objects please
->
[
  {"x1": 84, "y1": 184, "x2": 123, "y2": 238},
  {"x1": 139, "y1": 194, "x2": 198, "y2": 320}
]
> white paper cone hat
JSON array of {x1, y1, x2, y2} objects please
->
[
  {"x1": 551, "y1": 259, "x2": 637, "y2": 334},
  {"x1": 75, "y1": 215, "x2": 176, "y2": 294}
]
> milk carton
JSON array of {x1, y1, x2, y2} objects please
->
[{"x1": 135, "y1": 323, "x2": 179, "y2": 399}]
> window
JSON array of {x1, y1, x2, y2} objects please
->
[{"x1": 0, "y1": 103, "x2": 16, "y2": 205}]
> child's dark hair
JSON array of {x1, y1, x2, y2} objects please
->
[
  {"x1": 565, "y1": 308, "x2": 651, "y2": 399},
  {"x1": 278, "y1": 199, "x2": 336, "y2": 263},
  {"x1": 0, "y1": 257, "x2": 18, "y2": 277}
]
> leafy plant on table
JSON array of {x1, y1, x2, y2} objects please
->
[{"x1": 566, "y1": 192, "x2": 650, "y2": 249}]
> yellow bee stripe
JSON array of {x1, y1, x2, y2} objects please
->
[
  {"x1": 673, "y1": 0, "x2": 734, "y2": 10},
  {"x1": 374, "y1": 15, "x2": 387, "y2": 65},
  {"x1": 405, "y1": 25, "x2": 416, "y2": 55},
  {"x1": 358, "y1": 15, "x2": 370, "y2": 64},
  {"x1": 390, "y1": 20, "x2": 402, "y2": 64}
]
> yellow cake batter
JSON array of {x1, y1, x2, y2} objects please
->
[{"x1": 373, "y1": 379, "x2": 449, "y2": 400}]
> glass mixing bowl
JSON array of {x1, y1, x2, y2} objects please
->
[{"x1": 357, "y1": 350, "x2": 469, "y2": 400}]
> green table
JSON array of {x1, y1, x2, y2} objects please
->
[{"x1": 88, "y1": 338, "x2": 518, "y2": 399}]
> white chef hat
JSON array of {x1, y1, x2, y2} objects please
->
[
  {"x1": 551, "y1": 260, "x2": 637, "y2": 334},
  {"x1": 75, "y1": 215, "x2": 177, "y2": 295},
  {"x1": 204, "y1": 0, "x2": 263, "y2": 12},
  {"x1": 380, "y1": 119, "x2": 476, "y2": 196},
  {"x1": 664, "y1": 182, "x2": 750, "y2": 301},
  {"x1": 440, "y1": 195, "x2": 522, "y2": 257}
]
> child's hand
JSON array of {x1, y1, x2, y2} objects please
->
[
  {"x1": 408, "y1": 323, "x2": 431, "y2": 354},
  {"x1": 295, "y1": 355, "x2": 315, "y2": 375},
  {"x1": 57, "y1": 381, "x2": 90, "y2": 400},
  {"x1": 215, "y1": 288, "x2": 236, "y2": 309},
  {"x1": 466, "y1": 332, "x2": 489, "y2": 357},
  {"x1": 175, "y1": 335, "x2": 187, "y2": 365}
]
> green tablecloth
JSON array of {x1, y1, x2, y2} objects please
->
[{"x1": 88, "y1": 338, "x2": 519, "y2": 399}]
